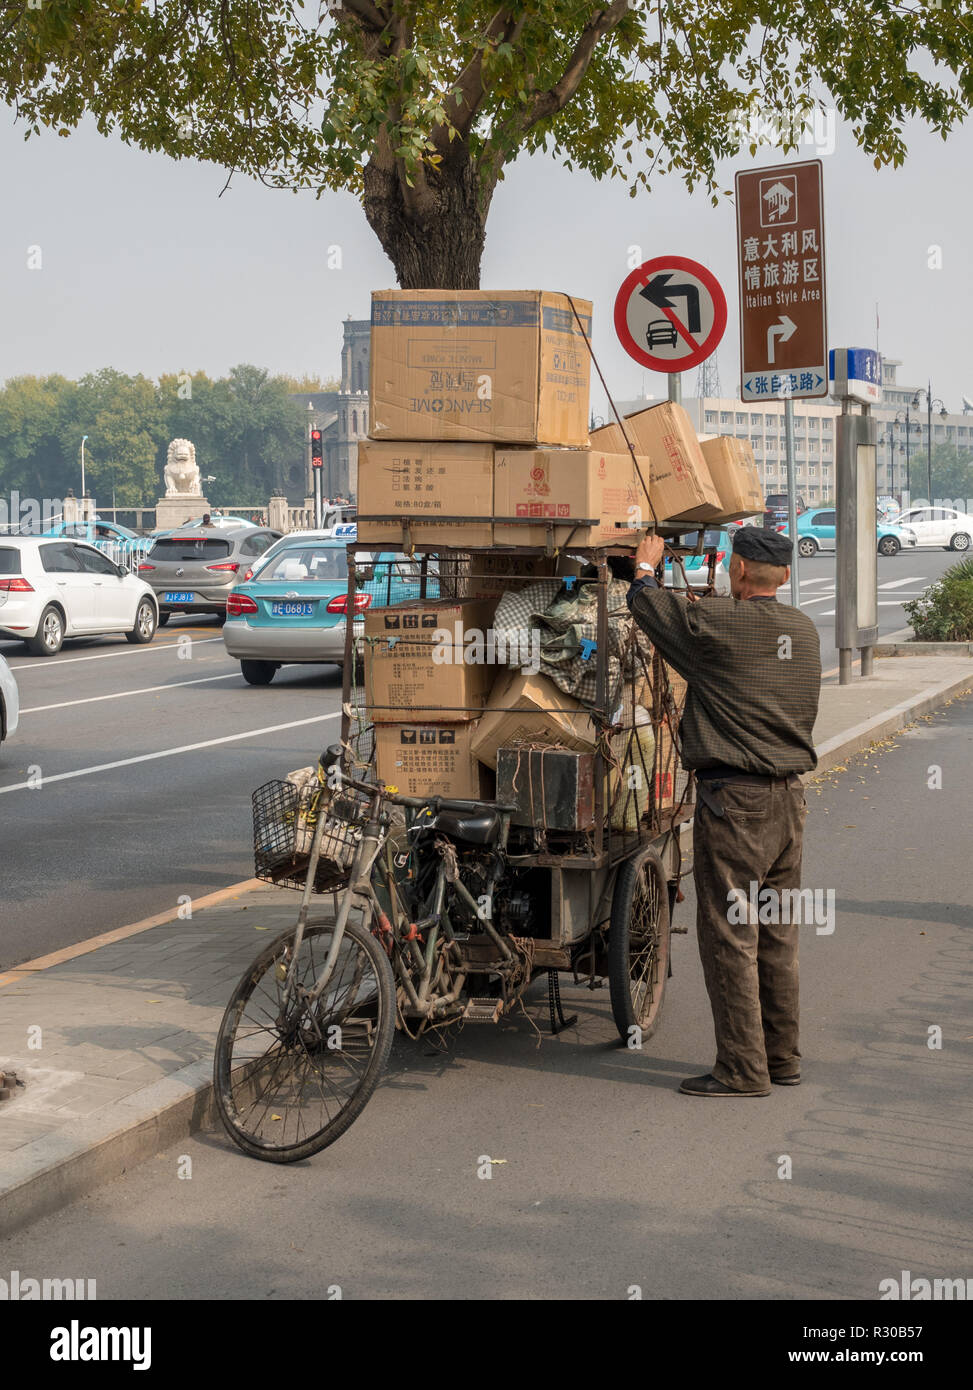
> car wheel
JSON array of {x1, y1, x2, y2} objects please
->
[
  {"x1": 949, "y1": 532, "x2": 971, "y2": 552},
  {"x1": 214, "y1": 612, "x2": 227, "y2": 626},
  {"x1": 157, "y1": 611, "x2": 171, "y2": 627},
  {"x1": 797, "y1": 537, "x2": 818, "y2": 558},
  {"x1": 126, "y1": 598, "x2": 157, "y2": 645},
  {"x1": 878, "y1": 536, "x2": 900, "y2": 557},
  {"x1": 26, "y1": 605, "x2": 65, "y2": 656},
  {"x1": 241, "y1": 660, "x2": 276, "y2": 686}
]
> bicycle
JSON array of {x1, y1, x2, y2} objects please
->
[{"x1": 213, "y1": 744, "x2": 520, "y2": 1163}]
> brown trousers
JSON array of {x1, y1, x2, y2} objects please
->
[{"x1": 692, "y1": 777, "x2": 807, "y2": 1090}]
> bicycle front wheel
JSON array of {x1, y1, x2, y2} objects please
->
[{"x1": 214, "y1": 914, "x2": 395, "y2": 1163}]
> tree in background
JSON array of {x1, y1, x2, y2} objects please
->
[
  {"x1": 0, "y1": 366, "x2": 313, "y2": 509},
  {"x1": 0, "y1": 3, "x2": 970, "y2": 287},
  {"x1": 925, "y1": 443, "x2": 973, "y2": 507}
]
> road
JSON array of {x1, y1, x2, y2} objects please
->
[
  {"x1": 0, "y1": 546, "x2": 959, "y2": 969},
  {"x1": 793, "y1": 547, "x2": 956, "y2": 672},
  {"x1": 3, "y1": 694, "x2": 970, "y2": 1299}
]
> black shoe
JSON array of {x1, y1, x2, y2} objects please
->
[
  {"x1": 770, "y1": 1072, "x2": 801, "y2": 1086},
  {"x1": 679, "y1": 1072, "x2": 771, "y2": 1098}
]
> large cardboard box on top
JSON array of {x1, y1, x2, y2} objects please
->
[
  {"x1": 356, "y1": 439, "x2": 495, "y2": 546},
  {"x1": 591, "y1": 402, "x2": 721, "y2": 524},
  {"x1": 471, "y1": 670, "x2": 598, "y2": 772},
  {"x1": 699, "y1": 436, "x2": 765, "y2": 522},
  {"x1": 374, "y1": 722, "x2": 493, "y2": 800},
  {"x1": 369, "y1": 290, "x2": 592, "y2": 446},
  {"x1": 492, "y1": 448, "x2": 652, "y2": 546},
  {"x1": 364, "y1": 597, "x2": 499, "y2": 722}
]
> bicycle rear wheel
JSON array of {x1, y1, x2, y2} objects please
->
[{"x1": 214, "y1": 914, "x2": 394, "y2": 1163}]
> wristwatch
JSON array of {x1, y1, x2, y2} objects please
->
[{"x1": 637, "y1": 561, "x2": 654, "y2": 572}]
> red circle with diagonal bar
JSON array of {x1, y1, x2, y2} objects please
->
[{"x1": 614, "y1": 254, "x2": 727, "y2": 372}]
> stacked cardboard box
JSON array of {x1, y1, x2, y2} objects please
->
[{"x1": 358, "y1": 290, "x2": 746, "y2": 795}]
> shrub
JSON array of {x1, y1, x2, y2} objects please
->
[{"x1": 902, "y1": 557, "x2": 973, "y2": 641}]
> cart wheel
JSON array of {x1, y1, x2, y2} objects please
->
[{"x1": 608, "y1": 846, "x2": 671, "y2": 1043}]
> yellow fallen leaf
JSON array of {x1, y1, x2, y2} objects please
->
[
  {"x1": 490, "y1": 1158, "x2": 507, "y2": 1165},
  {"x1": 271, "y1": 1113, "x2": 283, "y2": 1121}
]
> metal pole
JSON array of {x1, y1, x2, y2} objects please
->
[
  {"x1": 927, "y1": 382, "x2": 933, "y2": 504},
  {"x1": 668, "y1": 372, "x2": 682, "y2": 406},
  {"x1": 81, "y1": 436, "x2": 88, "y2": 498},
  {"x1": 783, "y1": 395, "x2": 799, "y2": 608},
  {"x1": 313, "y1": 467, "x2": 323, "y2": 530},
  {"x1": 905, "y1": 406, "x2": 912, "y2": 499}
]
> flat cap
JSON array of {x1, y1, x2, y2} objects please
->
[{"x1": 732, "y1": 526, "x2": 793, "y2": 566}]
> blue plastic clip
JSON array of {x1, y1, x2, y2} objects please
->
[
  {"x1": 579, "y1": 638, "x2": 597, "y2": 660},
  {"x1": 562, "y1": 575, "x2": 577, "y2": 591}
]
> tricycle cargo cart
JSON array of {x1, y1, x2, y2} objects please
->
[{"x1": 214, "y1": 532, "x2": 713, "y2": 1163}]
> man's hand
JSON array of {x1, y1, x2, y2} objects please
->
[{"x1": 635, "y1": 531, "x2": 665, "y2": 574}]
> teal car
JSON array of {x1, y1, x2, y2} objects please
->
[
  {"x1": 222, "y1": 531, "x2": 440, "y2": 685},
  {"x1": 783, "y1": 508, "x2": 918, "y2": 558},
  {"x1": 41, "y1": 519, "x2": 145, "y2": 551},
  {"x1": 664, "y1": 528, "x2": 731, "y2": 595}
]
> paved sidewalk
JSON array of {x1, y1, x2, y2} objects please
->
[{"x1": 1, "y1": 656, "x2": 971, "y2": 1236}]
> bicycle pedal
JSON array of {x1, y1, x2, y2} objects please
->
[{"x1": 462, "y1": 997, "x2": 504, "y2": 1023}]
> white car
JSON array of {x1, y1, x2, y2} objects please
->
[
  {"x1": 0, "y1": 537, "x2": 158, "y2": 656},
  {"x1": 0, "y1": 654, "x2": 18, "y2": 746},
  {"x1": 895, "y1": 506, "x2": 973, "y2": 551}
]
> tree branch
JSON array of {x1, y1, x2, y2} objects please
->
[
  {"x1": 441, "y1": 8, "x2": 526, "y2": 143},
  {"x1": 334, "y1": 0, "x2": 391, "y2": 33},
  {"x1": 521, "y1": 0, "x2": 631, "y2": 132}
]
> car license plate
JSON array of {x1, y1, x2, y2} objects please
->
[
  {"x1": 164, "y1": 591, "x2": 194, "y2": 603},
  {"x1": 272, "y1": 601, "x2": 313, "y2": 617}
]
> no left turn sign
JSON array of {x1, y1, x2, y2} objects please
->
[{"x1": 613, "y1": 254, "x2": 727, "y2": 373}]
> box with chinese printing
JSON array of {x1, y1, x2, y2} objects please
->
[
  {"x1": 355, "y1": 439, "x2": 495, "y2": 546},
  {"x1": 368, "y1": 290, "x2": 592, "y2": 446},
  {"x1": 467, "y1": 552, "x2": 562, "y2": 597},
  {"x1": 699, "y1": 436, "x2": 765, "y2": 522},
  {"x1": 591, "y1": 402, "x2": 721, "y2": 524},
  {"x1": 471, "y1": 670, "x2": 598, "y2": 772},
  {"x1": 364, "y1": 597, "x2": 499, "y2": 723},
  {"x1": 374, "y1": 722, "x2": 494, "y2": 800},
  {"x1": 492, "y1": 448, "x2": 652, "y2": 545}
]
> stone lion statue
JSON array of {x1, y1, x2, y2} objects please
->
[{"x1": 164, "y1": 438, "x2": 203, "y2": 496}]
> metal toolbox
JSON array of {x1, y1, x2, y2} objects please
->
[{"x1": 496, "y1": 747, "x2": 596, "y2": 831}]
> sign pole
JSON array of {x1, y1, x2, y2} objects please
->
[
  {"x1": 783, "y1": 395, "x2": 800, "y2": 608},
  {"x1": 668, "y1": 373, "x2": 682, "y2": 406}
]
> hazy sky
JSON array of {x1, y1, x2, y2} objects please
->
[{"x1": 1, "y1": 102, "x2": 971, "y2": 417}]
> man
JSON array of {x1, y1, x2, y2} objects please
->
[
  {"x1": 200, "y1": 513, "x2": 214, "y2": 527},
  {"x1": 627, "y1": 527, "x2": 821, "y2": 1098}
]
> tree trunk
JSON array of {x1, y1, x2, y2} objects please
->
[{"x1": 362, "y1": 151, "x2": 496, "y2": 290}]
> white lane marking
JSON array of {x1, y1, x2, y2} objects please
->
[
  {"x1": 820, "y1": 610, "x2": 835, "y2": 617},
  {"x1": 21, "y1": 672, "x2": 240, "y2": 714},
  {"x1": 0, "y1": 712, "x2": 339, "y2": 795},
  {"x1": 878, "y1": 576, "x2": 924, "y2": 590},
  {"x1": 800, "y1": 576, "x2": 833, "y2": 587},
  {"x1": 800, "y1": 594, "x2": 836, "y2": 606},
  {"x1": 10, "y1": 637, "x2": 225, "y2": 672}
]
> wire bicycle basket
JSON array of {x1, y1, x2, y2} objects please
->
[{"x1": 252, "y1": 774, "x2": 368, "y2": 892}]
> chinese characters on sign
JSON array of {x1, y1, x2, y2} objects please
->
[{"x1": 735, "y1": 161, "x2": 828, "y2": 401}]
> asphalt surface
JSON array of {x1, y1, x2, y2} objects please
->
[
  {"x1": 0, "y1": 546, "x2": 960, "y2": 970},
  {"x1": 3, "y1": 693, "x2": 970, "y2": 1299},
  {"x1": 0, "y1": 618, "x2": 345, "y2": 970}
]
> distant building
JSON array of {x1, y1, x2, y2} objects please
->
[
  {"x1": 608, "y1": 356, "x2": 973, "y2": 507},
  {"x1": 290, "y1": 316, "x2": 369, "y2": 500}
]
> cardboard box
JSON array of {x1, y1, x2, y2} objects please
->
[
  {"x1": 369, "y1": 290, "x2": 592, "y2": 446},
  {"x1": 591, "y1": 402, "x2": 721, "y2": 524},
  {"x1": 471, "y1": 670, "x2": 598, "y2": 771},
  {"x1": 699, "y1": 436, "x2": 765, "y2": 522},
  {"x1": 374, "y1": 722, "x2": 493, "y2": 800},
  {"x1": 468, "y1": 552, "x2": 561, "y2": 596},
  {"x1": 492, "y1": 448, "x2": 651, "y2": 545},
  {"x1": 356, "y1": 439, "x2": 495, "y2": 546},
  {"x1": 364, "y1": 597, "x2": 499, "y2": 723}
]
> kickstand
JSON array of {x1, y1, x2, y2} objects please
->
[{"x1": 548, "y1": 970, "x2": 578, "y2": 1034}]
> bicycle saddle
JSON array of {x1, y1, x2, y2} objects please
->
[{"x1": 423, "y1": 809, "x2": 501, "y2": 847}]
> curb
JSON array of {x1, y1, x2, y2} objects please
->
[
  {"x1": 3, "y1": 675, "x2": 973, "y2": 1238},
  {"x1": 810, "y1": 667, "x2": 973, "y2": 779}
]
